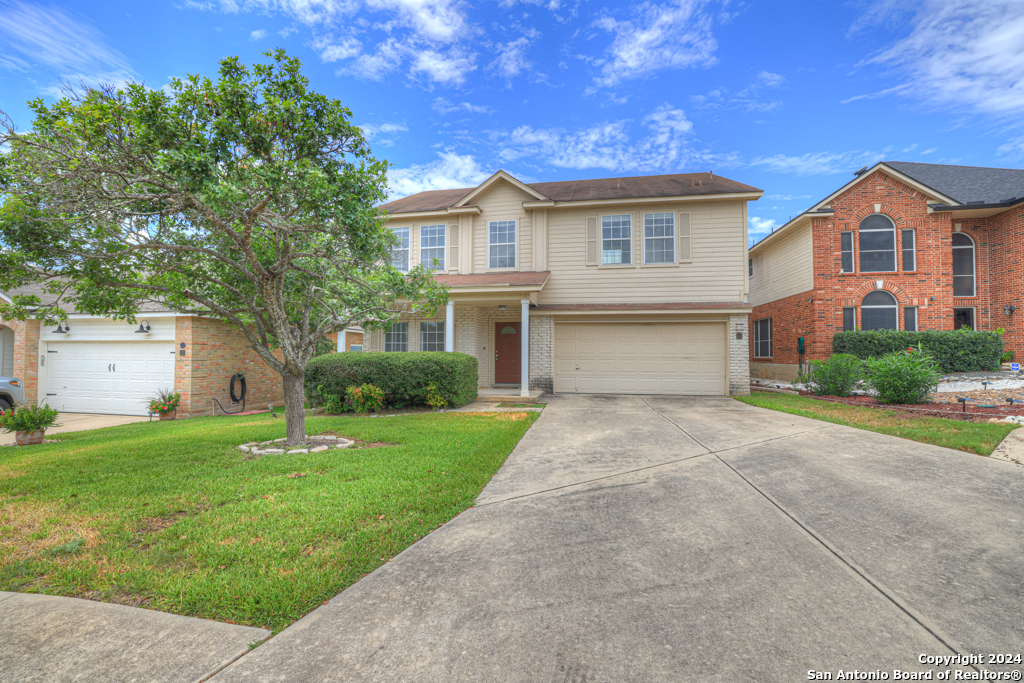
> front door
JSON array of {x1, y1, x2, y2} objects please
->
[{"x1": 494, "y1": 322, "x2": 521, "y2": 384}]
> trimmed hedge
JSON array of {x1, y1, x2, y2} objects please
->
[
  {"x1": 304, "y1": 352, "x2": 478, "y2": 409},
  {"x1": 832, "y1": 329, "x2": 1003, "y2": 373}
]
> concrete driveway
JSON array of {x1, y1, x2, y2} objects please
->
[
  {"x1": 0, "y1": 413, "x2": 149, "y2": 446},
  {"x1": 215, "y1": 395, "x2": 1024, "y2": 682}
]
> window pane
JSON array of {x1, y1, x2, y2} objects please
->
[
  {"x1": 860, "y1": 231, "x2": 895, "y2": 251},
  {"x1": 904, "y1": 307, "x2": 917, "y2": 332},
  {"x1": 384, "y1": 322, "x2": 408, "y2": 352},
  {"x1": 754, "y1": 319, "x2": 772, "y2": 357},
  {"x1": 843, "y1": 307, "x2": 855, "y2": 331},
  {"x1": 644, "y1": 213, "x2": 675, "y2": 263},
  {"x1": 860, "y1": 251, "x2": 895, "y2": 272},
  {"x1": 488, "y1": 221, "x2": 516, "y2": 269},
  {"x1": 841, "y1": 232, "x2": 853, "y2": 272},
  {"x1": 420, "y1": 225, "x2": 445, "y2": 271},
  {"x1": 952, "y1": 248, "x2": 974, "y2": 275},
  {"x1": 391, "y1": 227, "x2": 410, "y2": 272},
  {"x1": 420, "y1": 322, "x2": 445, "y2": 352},
  {"x1": 954, "y1": 308, "x2": 974, "y2": 329},
  {"x1": 863, "y1": 291, "x2": 897, "y2": 306},
  {"x1": 953, "y1": 275, "x2": 975, "y2": 297},
  {"x1": 860, "y1": 214, "x2": 895, "y2": 231},
  {"x1": 859, "y1": 227, "x2": 895, "y2": 272},
  {"x1": 901, "y1": 230, "x2": 915, "y2": 271},
  {"x1": 862, "y1": 307, "x2": 897, "y2": 330},
  {"x1": 602, "y1": 215, "x2": 632, "y2": 265}
]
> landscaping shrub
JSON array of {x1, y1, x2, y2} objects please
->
[
  {"x1": 346, "y1": 384, "x2": 385, "y2": 414},
  {"x1": 832, "y1": 329, "x2": 1003, "y2": 373},
  {"x1": 305, "y1": 351, "x2": 478, "y2": 410},
  {"x1": 798, "y1": 353, "x2": 863, "y2": 397},
  {"x1": 864, "y1": 347, "x2": 941, "y2": 404}
]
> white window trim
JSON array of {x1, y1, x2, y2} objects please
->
[
  {"x1": 600, "y1": 213, "x2": 633, "y2": 267},
  {"x1": 953, "y1": 306, "x2": 977, "y2": 330},
  {"x1": 419, "y1": 224, "x2": 446, "y2": 272},
  {"x1": 419, "y1": 321, "x2": 445, "y2": 352},
  {"x1": 487, "y1": 219, "x2": 518, "y2": 271},
  {"x1": 861, "y1": 291, "x2": 899, "y2": 331},
  {"x1": 952, "y1": 232, "x2": 976, "y2": 297},
  {"x1": 840, "y1": 230, "x2": 855, "y2": 274},
  {"x1": 391, "y1": 226, "x2": 411, "y2": 272},
  {"x1": 858, "y1": 214, "x2": 898, "y2": 274},
  {"x1": 901, "y1": 229, "x2": 917, "y2": 273},
  {"x1": 642, "y1": 212, "x2": 677, "y2": 266},
  {"x1": 904, "y1": 306, "x2": 918, "y2": 332},
  {"x1": 842, "y1": 307, "x2": 857, "y2": 332},
  {"x1": 753, "y1": 318, "x2": 772, "y2": 359}
]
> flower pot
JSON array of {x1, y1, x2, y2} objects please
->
[
  {"x1": 159, "y1": 411, "x2": 176, "y2": 421},
  {"x1": 15, "y1": 429, "x2": 46, "y2": 446}
]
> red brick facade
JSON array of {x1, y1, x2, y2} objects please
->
[
  {"x1": 0, "y1": 316, "x2": 41, "y2": 404},
  {"x1": 326, "y1": 330, "x2": 364, "y2": 352},
  {"x1": 751, "y1": 169, "x2": 1020, "y2": 371}
]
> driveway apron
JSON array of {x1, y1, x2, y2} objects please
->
[{"x1": 214, "y1": 395, "x2": 1024, "y2": 682}]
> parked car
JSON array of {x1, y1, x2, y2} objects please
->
[{"x1": 0, "y1": 377, "x2": 25, "y2": 412}]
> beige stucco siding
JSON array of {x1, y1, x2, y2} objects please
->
[
  {"x1": 749, "y1": 222, "x2": 813, "y2": 307},
  {"x1": 541, "y1": 200, "x2": 748, "y2": 304}
]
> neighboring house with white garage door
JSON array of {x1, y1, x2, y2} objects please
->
[
  {"x1": 0, "y1": 287, "x2": 286, "y2": 417},
  {"x1": 367, "y1": 170, "x2": 761, "y2": 397}
]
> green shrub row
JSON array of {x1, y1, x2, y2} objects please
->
[
  {"x1": 304, "y1": 352, "x2": 478, "y2": 410},
  {"x1": 832, "y1": 329, "x2": 1003, "y2": 373}
]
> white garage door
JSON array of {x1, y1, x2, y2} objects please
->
[
  {"x1": 44, "y1": 342, "x2": 176, "y2": 415},
  {"x1": 554, "y1": 322, "x2": 727, "y2": 395}
]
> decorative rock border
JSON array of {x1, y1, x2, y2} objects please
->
[{"x1": 237, "y1": 435, "x2": 355, "y2": 456}]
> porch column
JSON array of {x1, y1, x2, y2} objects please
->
[
  {"x1": 445, "y1": 301, "x2": 455, "y2": 352},
  {"x1": 337, "y1": 328, "x2": 346, "y2": 353},
  {"x1": 520, "y1": 299, "x2": 530, "y2": 396}
]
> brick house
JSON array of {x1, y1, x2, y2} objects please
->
[
  {"x1": 748, "y1": 161, "x2": 1024, "y2": 380},
  {"x1": 366, "y1": 169, "x2": 761, "y2": 397}
]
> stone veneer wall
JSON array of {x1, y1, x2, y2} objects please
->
[
  {"x1": 529, "y1": 315, "x2": 554, "y2": 392},
  {"x1": 729, "y1": 314, "x2": 750, "y2": 396},
  {"x1": 1, "y1": 317, "x2": 40, "y2": 404}
]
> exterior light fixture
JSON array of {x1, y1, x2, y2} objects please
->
[
  {"x1": 52, "y1": 321, "x2": 70, "y2": 334},
  {"x1": 498, "y1": 305, "x2": 506, "y2": 311},
  {"x1": 1005, "y1": 304, "x2": 1018, "y2": 316},
  {"x1": 135, "y1": 319, "x2": 151, "y2": 333}
]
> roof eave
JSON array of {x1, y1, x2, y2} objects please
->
[
  {"x1": 384, "y1": 206, "x2": 482, "y2": 220},
  {"x1": 522, "y1": 191, "x2": 763, "y2": 209}
]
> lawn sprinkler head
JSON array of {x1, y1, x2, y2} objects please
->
[
  {"x1": 268, "y1": 404, "x2": 276, "y2": 418},
  {"x1": 956, "y1": 396, "x2": 972, "y2": 413},
  {"x1": 982, "y1": 381, "x2": 992, "y2": 390}
]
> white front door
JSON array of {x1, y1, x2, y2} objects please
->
[{"x1": 45, "y1": 342, "x2": 176, "y2": 415}]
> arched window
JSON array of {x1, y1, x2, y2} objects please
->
[
  {"x1": 862, "y1": 290, "x2": 898, "y2": 330},
  {"x1": 952, "y1": 233, "x2": 975, "y2": 297},
  {"x1": 859, "y1": 214, "x2": 896, "y2": 273}
]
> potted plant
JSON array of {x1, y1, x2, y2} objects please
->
[
  {"x1": 149, "y1": 389, "x2": 182, "y2": 420},
  {"x1": 0, "y1": 403, "x2": 61, "y2": 446}
]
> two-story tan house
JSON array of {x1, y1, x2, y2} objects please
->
[{"x1": 367, "y1": 170, "x2": 762, "y2": 397}]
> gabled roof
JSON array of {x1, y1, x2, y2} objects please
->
[
  {"x1": 884, "y1": 161, "x2": 1024, "y2": 205},
  {"x1": 380, "y1": 170, "x2": 762, "y2": 215}
]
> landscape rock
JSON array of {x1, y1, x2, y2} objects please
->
[
  {"x1": 237, "y1": 445, "x2": 250, "y2": 453},
  {"x1": 263, "y1": 449, "x2": 285, "y2": 455},
  {"x1": 311, "y1": 446, "x2": 329, "y2": 453},
  {"x1": 289, "y1": 449, "x2": 309, "y2": 455}
]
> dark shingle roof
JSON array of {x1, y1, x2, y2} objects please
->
[
  {"x1": 380, "y1": 172, "x2": 761, "y2": 214},
  {"x1": 1, "y1": 283, "x2": 172, "y2": 315},
  {"x1": 885, "y1": 161, "x2": 1024, "y2": 205}
]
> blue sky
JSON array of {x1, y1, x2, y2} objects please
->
[{"x1": 2, "y1": 0, "x2": 1023, "y2": 246}]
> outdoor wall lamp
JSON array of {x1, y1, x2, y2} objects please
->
[
  {"x1": 134, "y1": 319, "x2": 151, "y2": 333},
  {"x1": 51, "y1": 321, "x2": 70, "y2": 334},
  {"x1": 1005, "y1": 304, "x2": 1018, "y2": 316}
]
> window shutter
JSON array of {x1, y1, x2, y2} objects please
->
[
  {"x1": 586, "y1": 216, "x2": 598, "y2": 265},
  {"x1": 677, "y1": 212, "x2": 691, "y2": 262},
  {"x1": 449, "y1": 224, "x2": 459, "y2": 271}
]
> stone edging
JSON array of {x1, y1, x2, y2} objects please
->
[{"x1": 238, "y1": 435, "x2": 355, "y2": 456}]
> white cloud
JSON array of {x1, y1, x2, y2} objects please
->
[
  {"x1": 387, "y1": 151, "x2": 491, "y2": 198},
  {"x1": 250, "y1": 29, "x2": 268, "y2": 40},
  {"x1": 489, "y1": 36, "x2": 533, "y2": 80},
  {"x1": 591, "y1": 0, "x2": 718, "y2": 88},
  {"x1": 312, "y1": 35, "x2": 362, "y2": 62},
  {"x1": 347, "y1": 38, "x2": 404, "y2": 80},
  {"x1": 360, "y1": 122, "x2": 408, "y2": 146},
  {"x1": 692, "y1": 70, "x2": 786, "y2": 113},
  {"x1": 0, "y1": 1, "x2": 132, "y2": 74},
  {"x1": 498, "y1": 0, "x2": 561, "y2": 8},
  {"x1": 857, "y1": 0, "x2": 1024, "y2": 115},
  {"x1": 748, "y1": 216, "x2": 778, "y2": 235},
  {"x1": 409, "y1": 47, "x2": 477, "y2": 86},
  {"x1": 750, "y1": 149, "x2": 892, "y2": 176},
  {"x1": 921, "y1": 147, "x2": 938, "y2": 155},
  {"x1": 279, "y1": 26, "x2": 298, "y2": 37},
  {"x1": 431, "y1": 97, "x2": 494, "y2": 114}
]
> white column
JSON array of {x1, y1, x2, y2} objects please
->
[
  {"x1": 520, "y1": 299, "x2": 530, "y2": 396},
  {"x1": 445, "y1": 301, "x2": 455, "y2": 352},
  {"x1": 337, "y1": 328, "x2": 346, "y2": 353}
]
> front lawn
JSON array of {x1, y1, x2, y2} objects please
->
[
  {"x1": 736, "y1": 391, "x2": 1015, "y2": 456},
  {"x1": 0, "y1": 411, "x2": 537, "y2": 631}
]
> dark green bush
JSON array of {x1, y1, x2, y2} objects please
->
[
  {"x1": 798, "y1": 353, "x2": 863, "y2": 397},
  {"x1": 864, "y1": 348, "x2": 941, "y2": 404},
  {"x1": 832, "y1": 329, "x2": 1003, "y2": 373},
  {"x1": 304, "y1": 352, "x2": 478, "y2": 409}
]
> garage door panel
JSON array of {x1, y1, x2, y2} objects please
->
[
  {"x1": 46, "y1": 342, "x2": 175, "y2": 415},
  {"x1": 555, "y1": 322, "x2": 727, "y2": 396}
]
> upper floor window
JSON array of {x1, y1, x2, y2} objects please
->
[
  {"x1": 384, "y1": 322, "x2": 408, "y2": 352},
  {"x1": 901, "y1": 229, "x2": 916, "y2": 271},
  {"x1": 840, "y1": 232, "x2": 854, "y2": 273},
  {"x1": 489, "y1": 220, "x2": 516, "y2": 269},
  {"x1": 861, "y1": 290, "x2": 898, "y2": 330},
  {"x1": 952, "y1": 232, "x2": 975, "y2": 296},
  {"x1": 858, "y1": 214, "x2": 896, "y2": 273},
  {"x1": 643, "y1": 212, "x2": 675, "y2": 264},
  {"x1": 748, "y1": 258, "x2": 753, "y2": 277},
  {"x1": 391, "y1": 227, "x2": 410, "y2": 272},
  {"x1": 420, "y1": 224, "x2": 445, "y2": 271},
  {"x1": 602, "y1": 214, "x2": 632, "y2": 265}
]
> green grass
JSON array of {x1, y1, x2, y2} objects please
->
[
  {"x1": 0, "y1": 410, "x2": 537, "y2": 631},
  {"x1": 736, "y1": 391, "x2": 1016, "y2": 456}
]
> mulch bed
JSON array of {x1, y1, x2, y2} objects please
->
[{"x1": 795, "y1": 391, "x2": 1023, "y2": 421}]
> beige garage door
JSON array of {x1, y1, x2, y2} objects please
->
[{"x1": 554, "y1": 322, "x2": 727, "y2": 395}]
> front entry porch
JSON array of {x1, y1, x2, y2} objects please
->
[{"x1": 475, "y1": 386, "x2": 546, "y2": 402}]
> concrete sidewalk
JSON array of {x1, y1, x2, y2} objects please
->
[{"x1": 0, "y1": 592, "x2": 270, "y2": 683}]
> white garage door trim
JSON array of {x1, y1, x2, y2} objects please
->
[
  {"x1": 554, "y1": 321, "x2": 727, "y2": 396},
  {"x1": 44, "y1": 341, "x2": 176, "y2": 416}
]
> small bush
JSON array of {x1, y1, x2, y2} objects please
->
[
  {"x1": 0, "y1": 402, "x2": 61, "y2": 433},
  {"x1": 305, "y1": 351, "x2": 478, "y2": 410},
  {"x1": 832, "y1": 329, "x2": 1003, "y2": 373},
  {"x1": 315, "y1": 385, "x2": 348, "y2": 414},
  {"x1": 1002, "y1": 350, "x2": 1015, "y2": 363},
  {"x1": 347, "y1": 384, "x2": 385, "y2": 414},
  {"x1": 864, "y1": 347, "x2": 941, "y2": 404},
  {"x1": 426, "y1": 383, "x2": 447, "y2": 411},
  {"x1": 798, "y1": 353, "x2": 863, "y2": 397}
]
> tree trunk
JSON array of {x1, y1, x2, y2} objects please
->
[{"x1": 282, "y1": 372, "x2": 306, "y2": 445}]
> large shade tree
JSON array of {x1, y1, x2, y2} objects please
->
[{"x1": 0, "y1": 51, "x2": 445, "y2": 443}]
